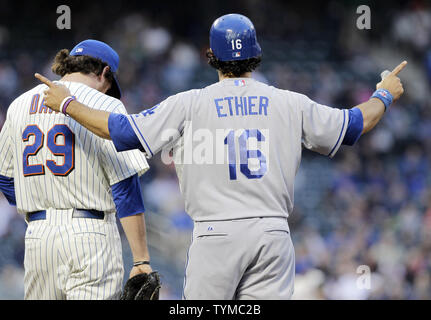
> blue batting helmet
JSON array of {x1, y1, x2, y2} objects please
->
[{"x1": 209, "y1": 14, "x2": 262, "y2": 62}]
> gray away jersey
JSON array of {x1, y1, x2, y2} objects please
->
[
  {"x1": 127, "y1": 78, "x2": 348, "y2": 221},
  {"x1": 0, "y1": 81, "x2": 149, "y2": 214}
]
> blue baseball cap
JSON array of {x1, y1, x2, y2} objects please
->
[{"x1": 70, "y1": 39, "x2": 122, "y2": 99}]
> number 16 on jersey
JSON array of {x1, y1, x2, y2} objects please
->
[{"x1": 224, "y1": 128, "x2": 269, "y2": 180}]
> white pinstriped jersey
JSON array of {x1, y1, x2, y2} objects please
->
[{"x1": 0, "y1": 81, "x2": 149, "y2": 214}]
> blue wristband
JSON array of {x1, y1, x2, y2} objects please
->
[{"x1": 371, "y1": 89, "x2": 393, "y2": 111}]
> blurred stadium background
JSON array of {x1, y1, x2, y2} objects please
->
[{"x1": 1, "y1": 0, "x2": 431, "y2": 299}]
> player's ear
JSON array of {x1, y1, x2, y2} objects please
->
[
  {"x1": 100, "y1": 66, "x2": 110, "y2": 81},
  {"x1": 100, "y1": 66, "x2": 112, "y2": 92}
]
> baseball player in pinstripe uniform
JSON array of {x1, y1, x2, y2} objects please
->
[
  {"x1": 35, "y1": 14, "x2": 406, "y2": 299},
  {"x1": 0, "y1": 40, "x2": 153, "y2": 300}
]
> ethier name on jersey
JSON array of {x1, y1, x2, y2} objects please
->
[{"x1": 214, "y1": 96, "x2": 269, "y2": 118}]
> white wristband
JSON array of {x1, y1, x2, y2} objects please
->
[{"x1": 59, "y1": 96, "x2": 74, "y2": 115}]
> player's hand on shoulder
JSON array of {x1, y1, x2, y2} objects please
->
[
  {"x1": 376, "y1": 60, "x2": 407, "y2": 102},
  {"x1": 34, "y1": 73, "x2": 71, "y2": 112}
]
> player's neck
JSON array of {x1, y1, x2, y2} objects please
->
[
  {"x1": 218, "y1": 71, "x2": 252, "y2": 81},
  {"x1": 61, "y1": 73, "x2": 107, "y2": 93}
]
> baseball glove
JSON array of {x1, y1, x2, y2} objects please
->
[{"x1": 120, "y1": 271, "x2": 161, "y2": 300}]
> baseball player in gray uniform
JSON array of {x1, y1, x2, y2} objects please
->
[
  {"x1": 34, "y1": 14, "x2": 406, "y2": 299},
  {"x1": 0, "y1": 40, "x2": 153, "y2": 299}
]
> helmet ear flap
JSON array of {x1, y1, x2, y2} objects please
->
[{"x1": 209, "y1": 14, "x2": 262, "y2": 62}]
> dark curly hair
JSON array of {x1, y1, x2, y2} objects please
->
[
  {"x1": 206, "y1": 49, "x2": 261, "y2": 77},
  {"x1": 51, "y1": 49, "x2": 115, "y2": 85}
]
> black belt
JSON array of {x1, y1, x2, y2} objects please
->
[{"x1": 26, "y1": 209, "x2": 105, "y2": 222}]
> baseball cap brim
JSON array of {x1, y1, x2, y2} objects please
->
[{"x1": 106, "y1": 75, "x2": 122, "y2": 99}]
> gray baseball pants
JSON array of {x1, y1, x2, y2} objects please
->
[{"x1": 183, "y1": 216, "x2": 295, "y2": 300}]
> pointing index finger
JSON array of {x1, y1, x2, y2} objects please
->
[
  {"x1": 34, "y1": 73, "x2": 54, "y2": 87},
  {"x1": 390, "y1": 61, "x2": 408, "y2": 76}
]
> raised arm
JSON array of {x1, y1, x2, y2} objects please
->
[
  {"x1": 357, "y1": 60, "x2": 407, "y2": 134},
  {"x1": 35, "y1": 73, "x2": 187, "y2": 156},
  {"x1": 35, "y1": 73, "x2": 112, "y2": 139}
]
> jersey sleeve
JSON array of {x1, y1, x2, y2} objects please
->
[
  {"x1": 99, "y1": 102, "x2": 150, "y2": 186},
  {"x1": 125, "y1": 91, "x2": 190, "y2": 159},
  {"x1": 0, "y1": 175, "x2": 16, "y2": 206},
  {"x1": 111, "y1": 174, "x2": 145, "y2": 218},
  {"x1": 0, "y1": 115, "x2": 14, "y2": 178},
  {"x1": 298, "y1": 94, "x2": 349, "y2": 158}
]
